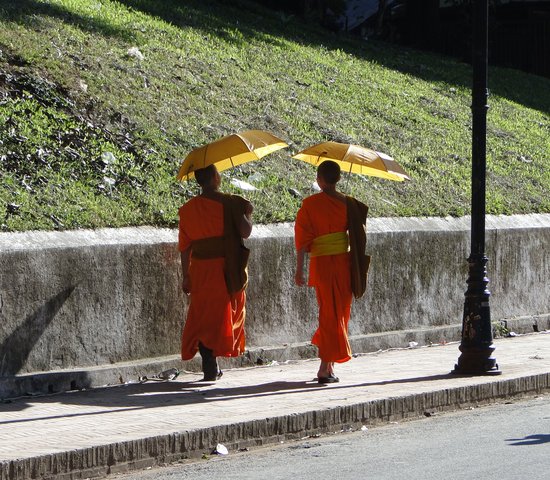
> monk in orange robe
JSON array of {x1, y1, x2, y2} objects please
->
[
  {"x1": 295, "y1": 160, "x2": 369, "y2": 383},
  {"x1": 179, "y1": 164, "x2": 253, "y2": 381}
]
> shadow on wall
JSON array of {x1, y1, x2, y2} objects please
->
[{"x1": 0, "y1": 286, "x2": 76, "y2": 376}]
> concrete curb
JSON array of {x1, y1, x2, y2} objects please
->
[
  {"x1": 4, "y1": 315, "x2": 548, "y2": 401},
  {"x1": 2, "y1": 372, "x2": 549, "y2": 480}
]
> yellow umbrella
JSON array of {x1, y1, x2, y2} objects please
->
[
  {"x1": 292, "y1": 141, "x2": 410, "y2": 182},
  {"x1": 177, "y1": 130, "x2": 288, "y2": 180}
]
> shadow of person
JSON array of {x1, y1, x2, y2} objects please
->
[
  {"x1": 0, "y1": 378, "x2": 324, "y2": 424},
  {"x1": 0, "y1": 372, "x2": 454, "y2": 423}
]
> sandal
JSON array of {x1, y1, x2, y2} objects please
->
[
  {"x1": 201, "y1": 370, "x2": 223, "y2": 382},
  {"x1": 318, "y1": 374, "x2": 339, "y2": 384}
]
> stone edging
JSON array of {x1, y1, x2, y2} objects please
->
[{"x1": 2, "y1": 372, "x2": 549, "y2": 480}]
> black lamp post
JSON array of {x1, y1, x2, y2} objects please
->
[{"x1": 452, "y1": 0, "x2": 501, "y2": 375}]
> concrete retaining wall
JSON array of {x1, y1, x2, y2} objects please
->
[{"x1": 1, "y1": 214, "x2": 549, "y2": 390}]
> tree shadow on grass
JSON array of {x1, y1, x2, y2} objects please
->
[
  {"x1": 3, "y1": 0, "x2": 548, "y2": 113},
  {"x1": 2, "y1": 0, "x2": 136, "y2": 42},
  {"x1": 113, "y1": 0, "x2": 550, "y2": 115}
]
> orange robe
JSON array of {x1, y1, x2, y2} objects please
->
[
  {"x1": 295, "y1": 193, "x2": 353, "y2": 363},
  {"x1": 178, "y1": 196, "x2": 246, "y2": 360}
]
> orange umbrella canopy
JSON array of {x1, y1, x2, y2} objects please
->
[
  {"x1": 177, "y1": 130, "x2": 288, "y2": 180},
  {"x1": 292, "y1": 141, "x2": 410, "y2": 182}
]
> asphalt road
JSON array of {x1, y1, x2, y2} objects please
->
[{"x1": 114, "y1": 395, "x2": 550, "y2": 480}]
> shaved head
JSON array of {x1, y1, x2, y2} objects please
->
[
  {"x1": 317, "y1": 160, "x2": 341, "y2": 185},
  {"x1": 194, "y1": 165, "x2": 218, "y2": 187}
]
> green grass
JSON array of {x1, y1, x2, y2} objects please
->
[{"x1": 0, "y1": 0, "x2": 549, "y2": 231}]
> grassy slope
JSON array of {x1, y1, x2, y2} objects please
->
[{"x1": 0, "y1": 0, "x2": 549, "y2": 232}]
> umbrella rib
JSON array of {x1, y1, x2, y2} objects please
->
[{"x1": 345, "y1": 160, "x2": 353, "y2": 191}]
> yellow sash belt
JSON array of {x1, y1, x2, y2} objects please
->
[{"x1": 310, "y1": 231, "x2": 349, "y2": 258}]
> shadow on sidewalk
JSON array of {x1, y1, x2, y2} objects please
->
[
  {"x1": 0, "y1": 372, "x2": 455, "y2": 425},
  {"x1": 355, "y1": 373, "x2": 456, "y2": 386},
  {"x1": 506, "y1": 434, "x2": 550, "y2": 446}
]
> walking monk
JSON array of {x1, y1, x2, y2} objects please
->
[
  {"x1": 294, "y1": 160, "x2": 369, "y2": 383},
  {"x1": 178, "y1": 164, "x2": 253, "y2": 381}
]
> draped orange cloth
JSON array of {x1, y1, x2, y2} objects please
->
[
  {"x1": 178, "y1": 196, "x2": 246, "y2": 360},
  {"x1": 295, "y1": 193, "x2": 353, "y2": 363}
]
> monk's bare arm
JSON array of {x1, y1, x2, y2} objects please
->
[
  {"x1": 238, "y1": 200, "x2": 253, "y2": 239},
  {"x1": 180, "y1": 248, "x2": 191, "y2": 295},
  {"x1": 295, "y1": 248, "x2": 306, "y2": 286}
]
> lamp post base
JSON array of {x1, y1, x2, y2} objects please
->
[{"x1": 452, "y1": 344, "x2": 501, "y2": 375}]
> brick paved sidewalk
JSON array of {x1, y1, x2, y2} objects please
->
[{"x1": 1, "y1": 333, "x2": 549, "y2": 480}]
